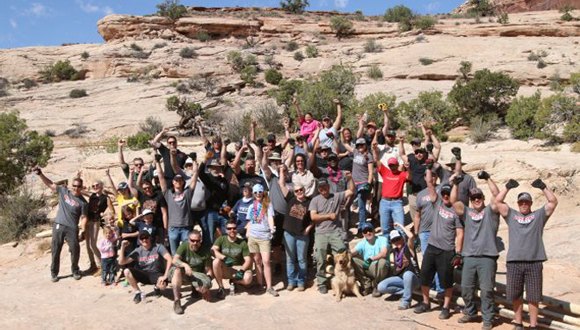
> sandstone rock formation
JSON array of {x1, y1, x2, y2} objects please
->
[{"x1": 454, "y1": 0, "x2": 579, "y2": 14}]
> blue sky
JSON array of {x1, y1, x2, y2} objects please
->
[{"x1": 1, "y1": 0, "x2": 464, "y2": 49}]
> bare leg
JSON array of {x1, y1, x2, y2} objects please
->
[
  {"x1": 421, "y1": 285, "x2": 430, "y2": 304},
  {"x1": 237, "y1": 271, "x2": 253, "y2": 286},
  {"x1": 529, "y1": 302, "x2": 539, "y2": 327},
  {"x1": 124, "y1": 269, "x2": 139, "y2": 291},
  {"x1": 252, "y1": 253, "x2": 264, "y2": 287},
  {"x1": 261, "y1": 251, "x2": 273, "y2": 289},
  {"x1": 513, "y1": 298, "x2": 524, "y2": 325},
  {"x1": 172, "y1": 269, "x2": 182, "y2": 301},
  {"x1": 443, "y1": 288, "x2": 453, "y2": 308},
  {"x1": 212, "y1": 258, "x2": 225, "y2": 289}
]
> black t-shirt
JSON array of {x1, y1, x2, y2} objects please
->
[
  {"x1": 283, "y1": 194, "x2": 311, "y2": 235},
  {"x1": 137, "y1": 190, "x2": 167, "y2": 228},
  {"x1": 237, "y1": 172, "x2": 268, "y2": 192},
  {"x1": 315, "y1": 156, "x2": 328, "y2": 168},
  {"x1": 88, "y1": 193, "x2": 109, "y2": 223},
  {"x1": 158, "y1": 144, "x2": 187, "y2": 178},
  {"x1": 407, "y1": 153, "x2": 427, "y2": 194}
]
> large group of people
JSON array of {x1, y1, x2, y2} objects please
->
[{"x1": 35, "y1": 99, "x2": 558, "y2": 330}]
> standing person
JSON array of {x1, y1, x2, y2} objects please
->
[
  {"x1": 377, "y1": 223, "x2": 421, "y2": 310},
  {"x1": 436, "y1": 147, "x2": 477, "y2": 206},
  {"x1": 317, "y1": 99, "x2": 343, "y2": 150},
  {"x1": 246, "y1": 184, "x2": 279, "y2": 297},
  {"x1": 129, "y1": 167, "x2": 168, "y2": 245},
  {"x1": 350, "y1": 223, "x2": 389, "y2": 297},
  {"x1": 106, "y1": 169, "x2": 140, "y2": 228},
  {"x1": 337, "y1": 127, "x2": 354, "y2": 170},
  {"x1": 351, "y1": 138, "x2": 374, "y2": 236},
  {"x1": 231, "y1": 182, "x2": 254, "y2": 238},
  {"x1": 150, "y1": 127, "x2": 188, "y2": 182},
  {"x1": 85, "y1": 179, "x2": 114, "y2": 274},
  {"x1": 495, "y1": 178, "x2": 558, "y2": 330},
  {"x1": 198, "y1": 158, "x2": 229, "y2": 250},
  {"x1": 291, "y1": 153, "x2": 316, "y2": 198},
  {"x1": 414, "y1": 169, "x2": 464, "y2": 320},
  {"x1": 309, "y1": 174, "x2": 355, "y2": 294},
  {"x1": 117, "y1": 139, "x2": 152, "y2": 184},
  {"x1": 279, "y1": 168, "x2": 313, "y2": 292},
  {"x1": 34, "y1": 167, "x2": 88, "y2": 282},
  {"x1": 97, "y1": 225, "x2": 118, "y2": 286}
]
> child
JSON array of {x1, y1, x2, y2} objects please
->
[
  {"x1": 129, "y1": 208, "x2": 158, "y2": 245},
  {"x1": 98, "y1": 225, "x2": 118, "y2": 285}
]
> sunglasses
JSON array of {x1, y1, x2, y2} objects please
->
[
  {"x1": 362, "y1": 229, "x2": 373, "y2": 234},
  {"x1": 470, "y1": 195, "x2": 483, "y2": 201},
  {"x1": 72, "y1": 185, "x2": 82, "y2": 188},
  {"x1": 189, "y1": 239, "x2": 201, "y2": 243},
  {"x1": 134, "y1": 163, "x2": 144, "y2": 167},
  {"x1": 517, "y1": 200, "x2": 531, "y2": 205},
  {"x1": 226, "y1": 227, "x2": 237, "y2": 231},
  {"x1": 142, "y1": 186, "x2": 152, "y2": 190},
  {"x1": 139, "y1": 236, "x2": 150, "y2": 241},
  {"x1": 254, "y1": 191, "x2": 264, "y2": 195},
  {"x1": 92, "y1": 184, "x2": 100, "y2": 188},
  {"x1": 294, "y1": 188, "x2": 304, "y2": 193},
  {"x1": 167, "y1": 140, "x2": 176, "y2": 144}
]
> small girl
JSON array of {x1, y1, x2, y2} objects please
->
[{"x1": 98, "y1": 225, "x2": 118, "y2": 285}]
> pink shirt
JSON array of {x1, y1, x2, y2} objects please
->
[
  {"x1": 98, "y1": 233, "x2": 118, "y2": 259},
  {"x1": 299, "y1": 117, "x2": 320, "y2": 143}
]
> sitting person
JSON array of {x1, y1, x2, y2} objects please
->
[
  {"x1": 211, "y1": 220, "x2": 253, "y2": 299},
  {"x1": 377, "y1": 224, "x2": 420, "y2": 310},
  {"x1": 118, "y1": 230, "x2": 172, "y2": 304},
  {"x1": 350, "y1": 223, "x2": 388, "y2": 297},
  {"x1": 170, "y1": 230, "x2": 213, "y2": 315}
]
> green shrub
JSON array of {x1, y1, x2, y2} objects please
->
[
  {"x1": 253, "y1": 101, "x2": 285, "y2": 134},
  {"x1": 39, "y1": 60, "x2": 79, "y2": 83},
  {"x1": 419, "y1": 57, "x2": 434, "y2": 65},
  {"x1": 548, "y1": 73, "x2": 564, "y2": 92},
  {"x1": 384, "y1": 5, "x2": 413, "y2": 22},
  {"x1": 69, "y1": 89, "x2": 87, "y2": 98},
  {"x1": 265, "y1": 69, "x2": 283, "y2": 85},
  {"x1": 196, "y1": 30, "x2": 210, "y2": 42},
  {"x1": 156, "y1": 0, "x2": 187, "y2": 20},
  {"x1": 560, "y1": 6, "x2": 574, "y2": 21},
  {"x1": 571, "y1": 72, "x2": 580, "y2": 94},
  {"x1": 469, "y1": 115, "x2": 499, "y2": 142},
  {"x1": 0, "y1": 188, "x2": 48, "y2": 243},
  {"x1": 223, "y1": 111, "x2": 253, "y2": 142},
  {"x1": 293, "y1": 51, "x2": 305, "y2": 61},
  {"x1": 305, "y1": 45, "x2": 319, "y2": 58},
  {"x1": 63, "y1": 122, "x2": 89, "y2": 138},
  {"x1": 180, "y1": 47, "x2": 198, "y2": 59},
  {"x1": 285, "y1": 41, "x2": 299, "y2": 51},
  {"x1": 448, "y1": 68, "x2": 519, "y2": 120},
  {"x1": 345, "y1": 92, "x2": 398, "y2": 130},
  {"x1": 330, "y1": 16, "x2": 354, "y2": 39},
  {"x1": 363, "y1": 39, "x2": 382, "y2": 53},
  {"x1": 240, "y1": 65, "x2": 258, "y2": 86},
  {"x1": 139, "y1": 116, "x2": 163, "y2": 136},
  {"x1": 505, "y1": 92, "x2": 541, "y2": 139},
  {"x1": 458, "y1": 61, "x2": 472, "y2": 81},
  {"x1": 227, "y1": 51, "x2": 244, "y2": 71},
  {"x1": 535, "y1": 93, "x2": 579, "y2": 141},
  {"x1": 497, "y1": 12, "x2": 509, "y2": 24},
  {"x1": 351, "y1": 10, "x2": 365, "y2": 21},
  {"x1": 264, "y1": 54, "x2": 276, "y2": 67},
  {"x1": 280, "y1": 0, "x2": 309, "y2": 14},
  {"x1": 564, "y1": 118, "x2": 580, "y2": 143},
  {"x1": 269, "y1": 79, "x2": 304, "y2": 109},
  {"x1": 243, "y1": 36, "x2": 258, "y2": 49},
  {"x1": 0, "y1": 111, "x2": 53, "y2": 194},
  {"x1": 127, "y1": 131, "x2": 152, "y2": 150},
  {"x1": 468, "y1": 0, "x2": 494, "y2": 16},
  {"x1": 413, "y1": 15, "x2": 437, "y2": 30},
  {"x1": 80, "y1": 51, "x2": 89, "y2": 60},
  {"x1": 398, "y1": 20, "x2": 413, "y2": 32},
  {"x1": 397, "y1": 91, "x2": 459, "y2": 139},
  {"x1": 366, "y1": 64, "x2": 383, "y2": 80}
]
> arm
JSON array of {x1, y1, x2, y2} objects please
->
[
  {"x1": 241, "y1": 255, "x2": 252, "y2": 272},
  {"x1": 425, "y1": 169, "x2": 438, "y2": 203},
  {"x1": 155, "y1": 157, "x2": 167, "y2": 193},
  {"x1": 128, "y1": 168, "x2": 140, "y2": 198},
  {"x1": 371, "y1": 131, "x2": 380, "y2": 162},
  {"x1": 118, "y1": 139, "x2": 127, "y2": 167},
  {"x1": 494, "y1": 185, "x2": 512, "y2": 218},
  {"x1": 413, "y1": 210, "x2": 421, "y2": 235},
  {"x1": 398, "y1": 135, "x2": 409, "y2": 163},
  {"x1": 279, "y1": 165, "x2": 289, "y2": 198},
  {"x1": 356, "y1": 114, "x2": 365, "y2": 139},
  {"x1": 150, "y1": 127, "x2": 169, "y2": 149},
  {"x1": 367, "y1": 156, "x2": 374, "y2": 185},
  {"x1": 172, "y1": 254, "x2": 193, "y2": 276},
  {"x1": 395, "y1": 222, "x2": 415, "y2": 253},
  {"x1": 249, "y1": 120, "x2": 256, "y2": 143},
  {"x1": 283, "y1": 147, "x2": 294, "y2": 169},
  {"x1": 159, "y1": 251, "x2": 173, "y2": 284},
  {"x1": 292, "y1": 96, "x2": 303, "y2": 119},
  {"x1": 261, "y1": 147, "x2": 272, "y2": 181},
  {"x1": 198, "y1": 123, "x2": 208, "y2": 148},
  {"x1": 332, "y1": 99, "x2": 342, "y2": 131},
  {"x1": 105, "y1": 169, "x2": 119, "y2": 198},
  {"x1": 381, "y1": 108, "x2": 389, "y2": 137},
  {"x1": 33, "y1": 167, "x2": 57, "y2": 192},
  {"x1": 455, "y1": 228, "x2": 464, "y2": 254},
  {"x1": 188, "y1": 161, "x2": 199, "y2": 191},
  {"x1": 169, "y1": 147, "x2": 180, "y2": 175},
  {"x1": 534, "y1": 179, "x2": 558, "y2": 218},
  {"x1": 118, "y1": 241, "x2": 134, "y2": 266},
  {"x1": 220, "y1": 138, "x2": 227, "y2": 166},
  {"x1": 429, "y1": 129, "x2": 442, "y2": 161},
  {"x1": 450, "y1": 181, "x2": 465, "y2": 217},
  {"x1": 232, "y1": 144, "x2": 248, "y2": 175},
  {"x1": 211, "y1": 245, "x2": 226, "y2": 261},
  {"x1": 309, "y1": 210, "x2": 338, "y2": 223},
  {"x1": 344, "y1": 171, "x2": 355, "y2": 199}
]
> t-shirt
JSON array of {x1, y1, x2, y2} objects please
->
[
  {"x1": 164, "y1": 188, "x2": 194, "y2": 228},
  {"x1": 138, "y1": 190, "x2": 167, "y2": 229},
  {"x1": 319, "y1": 126, "x2": 338, "y2": 149},
  {"x1": 175, "y1": 242, "x2": 211, "y2": 273},
  {"x1": 291, "y1": 170, "x2": 316, "y2": 197},
  {"x1": 88, "y1": 193, "x2": 108, "y2": 223},
  {"x1": 213, "y1": 235, "x2": 250, "y2": 266},
  {"x1": 352, "y1": 150, "x2": 373, "y2": 184},
  {"x1": 462, "y1": 205, "x2": 500, "y2": 257},
  {"x1": 319, "y1": 166, "x2": 347, "y2": 193},
  {"x1": 376, "y1": 144, "x2": 401, "y2": 183},
  {"x1": 437, "y1": 168, "x2": 477, "y2": 206},
  {"x1": 505, "y1": 206, "x2": 548, "y2": 262},
  {"x1": 299, "y1": 117, "x2": 320, "y2": 143},
  {"x1": 158, "y1": 144, "x2": 187, "y2": 179},
  {"x1": 268, "y1": 173, "x2": 288, "y2": 214},
  {"x1": 407, "y1": 154, "x2": 427, "y2": 194},
  {"x1": 378, "y1": 164, "x2": 408, "y2": 199},
  {"x1": 354, "y1": 236, "x2": 388, "y2": 260},
  {"x1": 116, "y1": 195, "x2": 140, "y2": 225},
  {"x1": 416, "y1": 187, "x2": 437, "y2": 233},
  {"x1": 283, "y1": 194, "x2": 311, "y2": 235},
  {"x1": 246, "y1": 201, "x2": 274, "y2": 240},
  {"x1": 129, "y1": 243, "x2": 168, "y2": 274},
  {"x1": 54, "y1": 186, "x2": 88, "y2": 229},
  {"x1": 427, "y1": 199, "x2": 463, "y2": 251},
  {"x1": 309, "y1": 191, "x2": 346, "y2": 234},
  {"x1": 232, "y1": 197, "x2": 253, "y2": 230}
]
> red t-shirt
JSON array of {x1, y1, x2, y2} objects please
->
[{"x1": 378, "y1": 164, "x2": 408, "y2": 199}]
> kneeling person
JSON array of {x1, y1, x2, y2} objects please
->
[
  {"x1": 350, "y1": 223, "x2": 388, "y2": 297},
  {"x1": 212, "y1": 220, "x2": 253, "y2": 299},
  {"x1": 170, "y1": 230, "x2": 213, "y2": 315}
]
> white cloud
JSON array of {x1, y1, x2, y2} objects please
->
[
  {"x1": 27, "y1": 3, "x2": 48, "y2": 17},
  {"x1": 425, "y1": 1, "x2": 442, "y2": 14},
  {"x1": 9, "y1": 19, "x2": 17, "y2": 28},
  {"x1": 334, "y1": 0, "x2": 348, "y2": 8},
  {"x1": 76, "y1": 1, "x2": 114, "y2": 15}
]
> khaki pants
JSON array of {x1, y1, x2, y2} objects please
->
[
  {"x1": 314, "y1": 231, "x2": 346, "y2": 288},
  {"x1": 352, "y1": 257, "x2": 389, "y2": 291}
]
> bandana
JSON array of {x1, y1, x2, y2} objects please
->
[{"x1": 326, "y1": 166, "x2": 342, "y2": 184}]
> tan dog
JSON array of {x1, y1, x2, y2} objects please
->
[{"x1": 331, "y1": 250, "x2": 363, "y2": 302}]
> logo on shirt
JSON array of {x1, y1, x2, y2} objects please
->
[
  {"x1": 468, "y1": 210, "x2": 484, "y2": 221},
  {"x1": 139, "y1": 254, "x2": 158, "y2": 266},
  {"x1": 513, "y1": 214, "x2": 535, "y2": 224},
  {"x1": 438, "y1": 206, "x2": 455, "y2": 220},
  {"x1": 64, "y1": 194, "x2": 80, "y2": 208},
  {"x1": 289, "y1": 203, "x2": 307, "y2": 220},
  {"x1": 420, "y1": 195, "x2": 432, "y2": 202}
]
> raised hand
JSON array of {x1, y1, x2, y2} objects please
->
[
  {"x1": 505, "y1": 179, "x2": 519, "y2": 190},
  {"x1": 451, "y1": 147, "x2": 462, "y2": 161},
  {"x1": 477, "y1": 170, "x2": 490, "y2": 180},
  {"x1": 531, "y1": 178, "x2": 547, "y2": 190}
]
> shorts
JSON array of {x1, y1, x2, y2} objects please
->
[
  {"x1": 128, "y1": 268, "x2": 162, "y2": 285},
  {"x1": 168, "y1": 266, "x2": 212, "y2": 289},
  {"x1": 248, "y1": 236, "x2": 271, "y2": 254},
  {"x1": 272, "y1": 212, "x2": 285, "y2": 247},
  {"x1": 420, "y1": 245, "x2": 455, "y2": 289},
  {"x1": 506, "y1": 261, "x2": 543, "y2": 303},
  {"x1": 222, "y1": 264, "x2": 252, "y2": 280}
]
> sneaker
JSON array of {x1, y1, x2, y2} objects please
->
[
  {"x1": 318, "y1": 285, "x2": 328, "y2": 294},
  {"x1": 73, "y1": 272, "x2": 82, "y2": 280},
  {"x1": 133, "y1": 292, "x2": 143, "y2": 304},
  {"x1": 413, "y1": 302, "x2": 431, "y2": 314},
  {"x1": 173, "y1": 301, "x2": 184, "y2": 315},
  {"x1": 482, "y1": 322, "x2": 493, "y2": 330},
  {"x1": 372, "y1": 288, "x2": 382, "y2": 298},
  {"x1": 398, "y1": 303, "x2": 410, "y2": 310},
  {"x1": 51, "y1": 274, "x2": 59, "y2": 282},
  {"x1": 153, "y1": 286, "x2": 162, "y2": 297},
  {"x1": 216, "y1": 287, "x2": 226, "y2": 300},
  {"x1": 512, "y1": 323, "x2": 524, "y2": 330},
  {"x1": 287, "y1": 284, "x2": 295, "y2": 291},
  {"x1": 439, "y1": 308, "x2": 451, "y2": 320},
  {"x1": 458, "y1": 314, "x2": 477, "y2": 323},
  {"x1": 296, "y1": 285, "x2": 305, "y2": 292},
  {"x1": 267, "y1": 287, "x2": 279, "y2": 297}
]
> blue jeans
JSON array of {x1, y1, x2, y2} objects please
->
[
  {"x1": 195, "y1": 210, "x2": 220, "y2": 250},
  {"x1": 168, "y1": 226, "x2": 191, "y2": 255},
  {"x1": 379, "y1": 198, "x2": 404, "y2": 240},
  {"x1": 377, "y1": 271, "x2": 420, "y2": 307},
  {"x1": 283, "y1": 231, "x2": 310, "y2": 286},
  {"x1": 356, "y1": 183, "x2": 370, "y2": 229},
  {"x1": 419, "y1": 231, "x2": 443, "y2": 293}
]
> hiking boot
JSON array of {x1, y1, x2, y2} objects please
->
[
  {"x1": 512, "y1": 323, "x2": 524, "y2": 330},
  {"x1": 287, "y1": 284, "x2": 295, "y2": 291},
  {"x1": 296, "y1": 285, "x2": 305, "y2": 292},
  {"x1": 318, "y1": 285, "x2": 328, "y2": 294},
  {"x1": 133, "y1": 292, "x2": 143, "y2": 304},
  {"x1": 413, "y1": 302, "x2": 431, "y2": 314},
  {"x1": 482, "y1": 322, "x2": 493, "y2": 330},
  {"x1": 153, "y1": 286, "x2": 162, "y2": 297},
  {"x1": 216, "y1": 287, "x2": 226, "y2": 300},
  {"x1": 267, "y1": 288, "x2": 279, "y2": 297},
  {"x1": 173, "y1": 301, "x2": 184, "y2": 315},
  {"x1": 458, "y1": 314, "x2": 477, "y2": 323},
  {"x1": 439, "y1": 308, "x2": 451, "y2": 320},
  {"x1": 51, "y1": 274, "x2": 59, "y2": 283},
  {"x1": 73, "y1": 272, "x2": 82, "y2": 280},
  {"x1": 372, "y1": 288, "x2": 382, "y2": 298}
]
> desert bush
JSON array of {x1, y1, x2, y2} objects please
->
[
  {"x1": 265, "y1": 69, "x2": 283, "y2": 85},
  {"x1": 196, "y1": 30, "x2": 210, "y2": 42},
  {"x1": 21, "y1": 78, "x2": 38, "y2": 89},
  {"x1": 180, "y1": 47, "x2": 198, "y2": 59},
  {"x1": 468, "y1": 0, "x2": 494, "y2": 16},
  {"x1": 156, "y1": 0, "x2": 187, "y2": 20},
  {"x1": 166, "y1": 95, "x2": 202, "y2": 115},
  {"x1": 264, "y1": 54, "x2": 276, "y2": 67},
  {"x1": 39, "y1": 60, "x2": 79, "y2": 83},
  {"x1": 397, "y1": 91, "x2": 459, "y2": 139},
  {"x1": 139, "y1": 116, "x2": 163, "y2": 136},
  {"x1": 44, "y1": 129, "x2": 56, "y2": 137},
  {"x1": 305, "y1": 45, "x2": 319, "y2": 58},
  {"x1": 126, "y1": 131, "x2": 152, "y2": 150},
  {"x1": 0, "y1": 188, "x2": 48, "y2": 243},
  {"x1": 69, "y1": 89, "x2": 87, "y2": 98},
  {"x1": 560, "y1": 6, "x2": 574, "y2": 21},
  {"x1": 227, "y1": 51, "x2": 244, "y2": 71},
  {"x1": 536, "y1": 93, "x2": 579, "y2": 142},
  {"x1": 469, "y1": 115, "x2": 499, "y2": 142},
  {"x1": 458, "y1": 61, "x2": 473, "y2": 81},
  {"x1": 187, "y1": 75, "x2": 216, "y2": 95},
  {"x1": 343, "y1": 92, "x2": 398, "y2": 130},
  {"x1": 63, "y1": 122, "x2": 90, "y2": 138},
  {"x1": 285, "y1": 41, "x2": 299, "y2": 51},
  {"x1": 80, "y1": 51, "x2": 89, "y2": 60},
  {"x1": 351, "y1": 10, "x2": 366, "y2": 21},
  {"x1": 280, "y1": 0, "x2": 309, "y2": 14},
  {"x1": 240, "y1": 65, "x2": 258, "y2": 86},
  {"x1": 330, "y1": 16, "x2": 354, "y2": 39},
  {"x1": 363, "y1": 39, "x2": 382, "y2": 53},
  {"x1": 223, "y1": 111, "x2": 253, "y2": 142},
  {"x1": 253, "y1": 101, "x2": 285, "y2": 134},
  {"x1": 384, "y1": 5, "x2": 413, "y2": 22},
  {"x1": 564, "y1": 119, "x2": 580, "y2": 143},
  {"x1": 293, "y1": 51, "x2": 305, "y2": 61},
  {"x1": 0, "y1": 111, "x2": 53, "y2": 194},
  {"x1": 269, "y1": 79, "x2": 304, "y2": 109},
  {"x1": 537, "y1": 58, "x2": 547, "y2": 69},
  {"x1": 366, "y1": 64, "x2": 383, "y2": 80},
  {"x1": 505, "y1": 92, "x2": 541, "y2": 139},
  {"x1": 448, "y1": 68, "x2": 519, "y2": 120},
  {"x1": 571, "y1": 72, "x2": 580, "y2": 94},
  {"x1": 419, "y1": 57, "x2": 434, "y2": 65},
  {"x1": 413, "y1": 15, "x2": 437, "y2": 30},
  {"x1": 152, "y1": 42, "x2": 167, "y2": 49},
  {"x1": 497, "y1": 12, "x2": 509, "y2": 24},
  {"x1": 243, "y1": 36, "x2": 259, "y2": 49},
  {"x1": 548, "y1": 73, "x2": 564, "y2": 92},
  {"x1": 415, "y1": 35, "x2": 426, "y2": 42}
]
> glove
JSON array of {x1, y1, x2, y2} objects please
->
[
  {"x1": 451, "y1": 147, "x2": 462, "y2": 161},
  {"x1": 224, "y1": 257, "x2": 234, "y2": 268},
  {"x1": 505, "y1": 179, "x2": 519, "y2": 190},
  {"x1": 425, "y1": 158, "x2": 434, "y2": 170},
  {"x1": 452, "y1": 175, "x2": 464, "y2": 185},
  {"x1": 234, "y1": 270, "x2": 244, "y2": 280},
  {"x1": 426, "y1": 143, "x2": 434, "y2": 153},
  {"x1": 451, "y1": 253, "x2": 463, "y2": 268},
  {"x1": 155, "y1": 154, "x2": 162, "y2": 162},
  {"x1": 531, "y1": 178, "x2": 546, "y2": 190},
  {"x1": 477, "y1": 170, "x2": 490, "y2": 180},
  {"x1": 362, "y1": 258, "x2": 372, "y2": 270}
]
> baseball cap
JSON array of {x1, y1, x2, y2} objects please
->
[
  {"x1": 517, "y1": 192, "x2": 533, "y2": 202},
  {"x1": 185, "y1": 157, "x2": 193, "y2": 165},
  {"x1": 389, "y1": 230, "x2": 402, "y2": 241},
  {"x1": 252, "y1": 184, "x2": 265, "y2": 194},
  {"x1": 386, "y1": 129, "x2": 396, "y2": 136},
  {"x1": 387, "y1": 157, "x2": 398, "y2": 166},
  {"x1": 328, "y1": 153, "x2": 338, "y2": 160},
  {"x1": 366, "y1": 121, "x2": 377, "y2": 128},
  {"x1": 268, "y1": 152, "x2": 282, "y2": 160},
  {"x1": 317, "y1": 178, "x2": 329, "y2": 187},
  {"x1": 173, "y1": 174, "x2": 184, "y2": 181},
  {"x1": 355, "y1": 138, "x2": 366, "y2": 145},
  {"x1": 361, "y1": 222, "x2": 373, "y2": 232},
  {"x1": 142, "y1": 209, "x2": 154, "y2": 216},
  {"x1": 267, "y1": 134, "x2": 276, "y2": 142},
  {"x1": 469, "y1": 187, "x2": 484, "y2": 197},
  {"x1": 320, "y1": 144, "x2": 331, "y2": 151},
  {"x1": 138, "y1": 230, "x2": 151, "y2": 239},
  {"x1": 411, "y1": 138, "x2": 422, "y2": 145},
  {"x1": 322, "y1": 114, "x2": 331, "y2": 120},
  {"x1": 117, "y1": 182, "x2": 128, "y2": 190},
  {"x1": 440, "y1": 184, "x2": 452, "y2": 195},
  {"x1": 207, "y1": 159, "x2": 222, "y2": 167},
  {"x1": 242, "y1": 181, "x2": 253, "y2": 190}
]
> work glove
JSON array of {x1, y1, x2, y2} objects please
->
[
  {"x1": 451, "y1": 253, "x2": 463, "y2": 268},
  {"x1": 155, "y1": 154, "x2": 162, "y2": 162},
  {"x1": 224, "y1": 257, "x2": 234, "y2": 268},
  {"x1": 425, "y1": 158, "x2": 434, "y2": 170},
  {"x1": 426, "y1": 143, "x2": 434, "y2": 153},
  {"x1": 452, "y1": 175, "x2": 464, "y2": 185},
  {"x1": 362, "y1": 258, "x2": 373, "y2": 270},
  {"x1": 531, "y1": 178, "x2": 546, "y2": 190},
  {"x1": 477, "y1": 170, "x2": 490, "y2": 180},
  {"x1": 451, "y1": 147, "x2": 462, "y2": 161},
  {"x1": 505, "y1": 179, "x2": 519, "y2": 190},
  {"x1": 188, "y1": 152, "x2": 197, "y2": 161},
  {"x1": 234, "y1": 270, "x2": 244, "y2": 280}
]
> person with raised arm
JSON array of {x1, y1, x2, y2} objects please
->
[
  {"x1": 149, "y1": 127, "x2": 187, "y2": 182},
  {"x1": 317, "y1": 99, "x2": 343, "y2": 150}
]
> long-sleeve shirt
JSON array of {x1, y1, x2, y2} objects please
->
[{"x1": 198, "y1": 163, "x2": 229, "y2": 210}]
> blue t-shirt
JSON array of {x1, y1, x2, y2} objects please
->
[
  {"x1": 232, "y1": 197, "x2": 253, "y2": 230},
  {"x1": 355, "y1": 236, "x2": 388, "y2": 260}
]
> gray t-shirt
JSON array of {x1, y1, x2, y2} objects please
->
[
  {"x1": 54, "y1": 186, "x2": 88, "y2": 229},
  {"x1": 319, "y1": 167, "x2": 347, "y2": 194},
  {"x1": 246, "y1": 202, "x2": 274, "y2": 241},
  {"x1": 268, "y1": 174, "x2": 288, "y2": 214},
  {"x1": 438, "y1": 168, "x2": 477, "y2": 206},
  {"x1": 427, "y1": 199, "x2": 463, "y2": 251},
  {"x1": 164, "y1": 188, "x2": 194, "y2": 228},
  {"x1": 462, "y1": 205, "x2": 500, "y2": 257},
  {"x1": 129, "y1": 243, "x2": 168, "y2": 274},
  {"x1": 505, "y1": 206, "x2": 548, "y2": 262},
  {"x1": 416, "y1": 187, "x2": 439, "y2": 233},
  {"x1": 352, "y1": 150, "x2": 373, "y2": 185},
  {"x1": 309, "y1": 191, "x2": 346, "y2": 234},
  {"x1": 319, "y1": 127, "x2": 338, "y2": 149}
]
